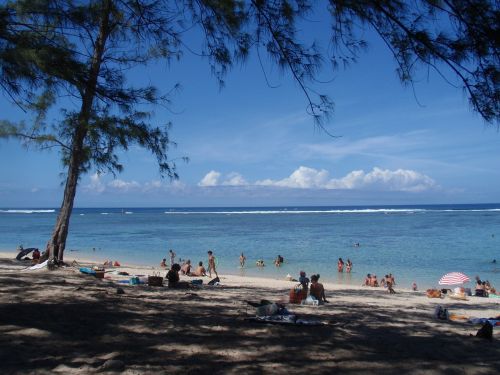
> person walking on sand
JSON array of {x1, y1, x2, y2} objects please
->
[
  {"x1": 239, "y1": 252, "x2": 246, "y2": 268},
  {"x1": 168, "y1": 249, "x2": 176, "y2": 269},
  {"x1": 337, "y1": 258, "x2": 344, "y2": 272},
  {"x1": 208, "y1": 250, "x2": 218, "y2": 278}
]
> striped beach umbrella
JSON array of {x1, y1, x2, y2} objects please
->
[{"x1": 438, "y1": 272, "x2": 470, "y2": 285}]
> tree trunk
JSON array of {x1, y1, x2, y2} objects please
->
[
  {"x1": 45, "y1": 152, "x2": 81, "y2": 263},
  {"x1": 43, "y1": 0, "x2": 113, "y2": 264}
]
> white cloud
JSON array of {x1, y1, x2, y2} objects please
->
[
  {"x1": 222, "y1": 172, "x2": 248, "y2": 186},
  {"x1": 256, "y1": 166, "x2": 329, "y2": 188},
  {"x1": 198, "y1": 170, "x2": 221, "y2": 187},
  {"x1": 83, "y1": 174, "x2": 186, "y2": 194},
  {"x1": 326, "y1": 167, "x2": 436, "y2": 192},
  {"x1": 107, "y1": 179, "x2": 141, "y2": 192},
  {"x1": 85, "y1": 173, "x2": 105, "y2": 193},
  {"x1": 206, "y1": 166, "x2": 436, "y2": 193}
]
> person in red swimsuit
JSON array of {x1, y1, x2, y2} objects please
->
[{"x1": 337, "y1": 258, "x2": 344, "y2": 272}]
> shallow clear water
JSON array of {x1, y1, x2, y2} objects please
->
[{"x1": 1, "y1": 204, "x2": 499, "y2": 289}]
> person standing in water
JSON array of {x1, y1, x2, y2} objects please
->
[
  {"x1": 208, "y1": 250, "x2": 218, "y2": 278},
  {"x1": 346, "y1": 259, "x2": 353, "y2": 273},
  {"x1": 239, "y1": 252, "x2": 246, "y2": 268},
  {"x1": 337, "y1": 258, "x2": 344, "y2": 272}
]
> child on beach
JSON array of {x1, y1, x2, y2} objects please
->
[
  {"x1": 207, "y1": 250, "x2": 218, "y2": 278},
  {"x1": 160, "y1": 258, "x2": 167, "y2": 268}
]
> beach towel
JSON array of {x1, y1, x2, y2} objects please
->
[
  {"x1": 79, "y1": 267, "x2": 96, "y2": 275},
  {"x1": 246, "y1": 315, "x2": 325, "y2": 326},
  {"x1": 468, "y1": 318, "x2": 500, "y2": 326},
  {"x1": 24, "y1": 260, "x2": 48, "y2": 270}
]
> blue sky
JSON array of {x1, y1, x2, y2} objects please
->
[{"x1": 1, "y1": 23, "x2": 499, "y2": 208}]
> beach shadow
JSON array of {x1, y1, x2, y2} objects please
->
[{"x1": 1, "y1": 262, "x2": 500, "y2": 374}]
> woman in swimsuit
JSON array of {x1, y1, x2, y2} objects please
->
[{"x1": 337, "y1": 258, "x2": 344, "y2": 273}]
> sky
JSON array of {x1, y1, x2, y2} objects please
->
[{"x1": 1, "y1": 10, "x2": 499, "y2": 208}]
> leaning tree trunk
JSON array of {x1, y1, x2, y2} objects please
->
[
  {"x1": 43, "y1": 0, "x2": 113, "y2": 264},
  {"x1": 44, "y1": 132, "x2": 85, "y2": 263}
]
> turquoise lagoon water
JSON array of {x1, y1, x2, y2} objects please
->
[{"x1": 1, "y1": 204, "x2": 499, "y2": 289}]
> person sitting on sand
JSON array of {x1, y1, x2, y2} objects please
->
[
  {"x1": 190, "y1": 261, "x2": 207, "y2": 277},
  {"x1": 363, "y1": 274, "x2": 371, "y2": 286},
  {"x1": 380, "y1": 275, "x2": 387, "y2": 288},
  {"x1": 386, "y1": 278, "x2": 396, "y2": 294},
  {"x1": 180, "y1": 260, "x2": 191, "y2": 275},
  {"x1": 475, "y1": 279, "x2": 486, "y2": 296},
  {"x1": 389, "y1": 273, "x2": 396, "y2": 285},
  {"x1": 160, "y1": 258, "x2": 167, "y2": 268},
  {"x1": 310, "y1": 274, "x2": 329, "y2": 303},
  {"x1": 32, "y1": 249, "x2": 40, "y2": 264},
  {"x1": 165, "y1": 264, "x2": 189, "y2": 288}
]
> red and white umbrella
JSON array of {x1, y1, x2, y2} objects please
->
[{"x1": 438, "y1": 272, "x2": 470, "y2": 285}]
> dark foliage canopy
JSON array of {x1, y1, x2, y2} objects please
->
[{"x1": 0, "y1": 0, "x2": 498, "y2": 260}]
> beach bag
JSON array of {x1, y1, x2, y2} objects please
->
[
  {"x1": 289, "y1": 285, "x2": 307, "y2": 304},
  {"x1": 148, "y1": 272, "x2": 163, "y2": 286},
  {"x1": 256, "y1": 302, "x2": 279, "y2": 317},
  {"x1": 301, "y1": 295, "x2": 319, "y2": 306},
  {"x1": 130, "y1": 277, "x2": 140, "y2": 285},
  {"x1": 476, "y1": 322, "x2": 493, "y2": 340},
  {"x1": 208, "y1": 276, "x2": 220, "y2": 286},
  {"x1": 434, "y1": 305, "x2": 449, "y2": 320}
]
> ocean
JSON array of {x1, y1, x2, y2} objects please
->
[{"x1": 1, "y1": 204, "x2": 499, "y2": 289}]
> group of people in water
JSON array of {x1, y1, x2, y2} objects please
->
[{"x1": 337, "y1": 258, "x2": 353, "y2": 273}]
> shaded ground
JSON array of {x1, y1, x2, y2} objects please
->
[{"x1": 0, "y1": 258, "x2": 499, "y2": 374}]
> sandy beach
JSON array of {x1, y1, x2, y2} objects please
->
[{"x1": 1, "y1": 251, "x2": 500, "y2": 374}]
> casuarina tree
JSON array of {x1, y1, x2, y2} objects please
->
[{"x1": 0, "y1": 0, "x2": 498, "y2": 263}]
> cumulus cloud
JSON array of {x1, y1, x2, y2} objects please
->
[
  {"x1": 222, "y1": 172, "x2": 248, "y2": 186},
  {"x1": 201, "y1": 166, "x2": 436, "y2": 192},
  {"x1": 85, "y1": 173, "x2": 105, "y2": 193},
  {"x1": 256, "y1": 166, "x2": 329, "y2": 188},
  {"x1": 108, "y1": 179, "x2": 141, "y2": 192},
  {"x1": 83, "y1": 174, "x2": 185, "y2": 194},
  {"x1": 198, "y1": 170, "x2": 221, "y2": 187},
  {"x1": 326, "y1": 167, "x2": 436, "y2": 192}
]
